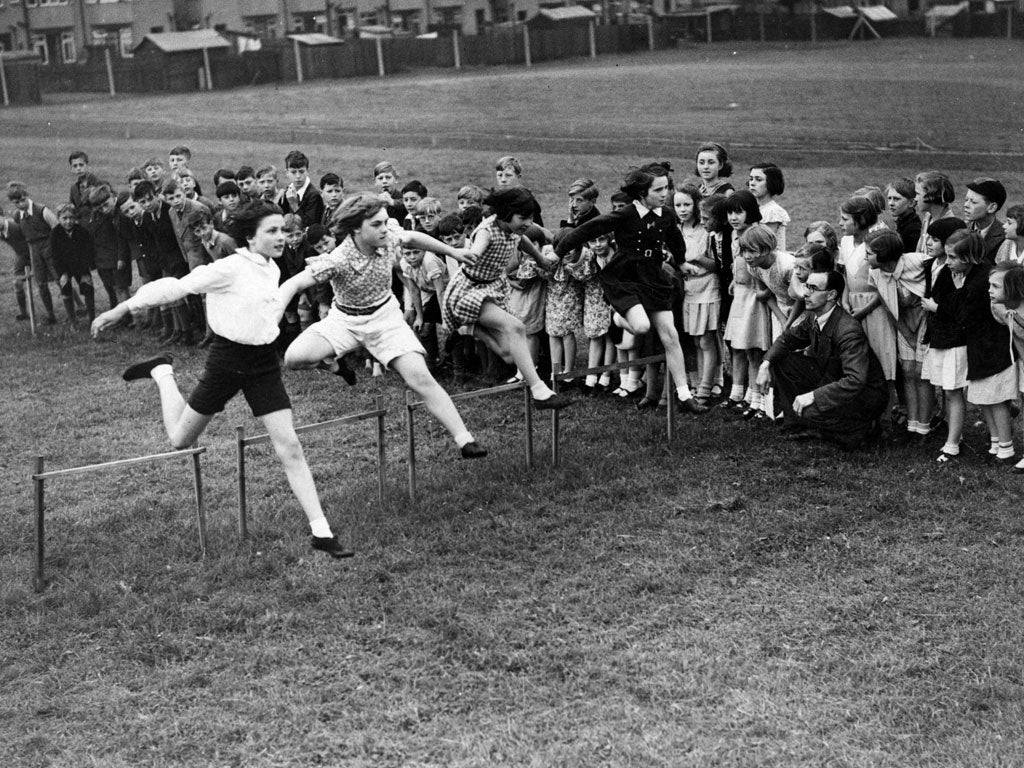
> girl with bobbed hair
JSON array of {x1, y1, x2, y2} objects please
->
[
  {"x1": 439, "y1": 186, "x2": 571, "y2": 409},
  {"x1": 552, "y1": 163, "x2": 710, "y2": 413},
  {"x1": 747, "y1": 162, "x2": 790, "y2": 250},
  {"x1": 92, "y1": 201, "x2": 355, "y2": 560},
  {"x1": 280, "y1": 193, "x2": 491, "y2": 458}
]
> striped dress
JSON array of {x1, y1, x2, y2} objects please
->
[{"x1": 442, "y1": 218, "x2": 518, "y2": 332}]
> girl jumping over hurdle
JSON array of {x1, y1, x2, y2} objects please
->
[
  {"x1": 553, "y1": 163, "x2": 709, "y2": 413},
  {"x1": 278, "y1": 194, "x2": 490, "y2": 458},
  {"x1": 91, "y1": 202, "x2": 354, "y2": 560}
]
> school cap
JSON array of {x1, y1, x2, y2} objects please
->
[
  {"x1": 926, "y1": 216, "x2": 967, "y2": 243},
  {"x1": 965, "y1": 178, "x2": 1006, "y2": 209},
  {"x1": 216, "y1": 181, "x2": 241, "y2": 197}
]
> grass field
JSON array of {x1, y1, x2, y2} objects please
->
[{"x1": 3, "y1": 38, "x2": 1024, "y2": 767}]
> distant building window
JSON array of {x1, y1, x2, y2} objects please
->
[
  {"x1": 119, "y1": 27, "x2": 133, "y2": 57},
  {"x1": 243, "y1": 14, "x2": 279, "y2": 39},
  {"x1": 150, "y1": 26, "x2": 164, "y2": 33},
  {"x1": 31, "y1": 35, "x2": 48, "y2": 64},
  {"x1": 60, "y1": 30, "x2": 76, "y2": 63}
]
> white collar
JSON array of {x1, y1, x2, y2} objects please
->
[
  {"x1": 816, "y1": 305, "x2": 837, "y2": 330},
  {"x1": 633, "y1": 200, "x2": 662, "y2": 218},
  {"x1": 294, "y1": 177, "x2": 311, "y2": 198},
  {"x1": 236, "y1": 246, "x2": 272, "y2": 265}
]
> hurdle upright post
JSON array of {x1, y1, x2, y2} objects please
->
[
  {"x1": 0, "y1": 55, "x2": 9, "y2": 108},
  {"x1": 236, "y1": 425, "x2": 248, "y2": 539},
  {"x1": 550, "y1": 378, "x2": 561, "y2": 467},
  {"x1": 523, "y1": 383, "x2": 534, "y2": 470},
  {"x1": 24, "y1": 266, "x2": 37, "y2": 335},
  {"x1": 406, "y1": 389, "x2": 417, "y2": 503},
  {"x1": 375, "y1": 395, "x2": 386, "y2": 503},
  {"x1": 191, "y1": 449, "x2": 207, "y2": 556},
  {"x1": 665, "y1": 368, "x2": 675, "y2": 442},
  {"x1": 34, "y1": 456, "x2": 45, "y2": 592}
]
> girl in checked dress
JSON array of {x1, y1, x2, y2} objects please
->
[{"x1": 442, "y1": 187, "x2": 572, "y2": 410}]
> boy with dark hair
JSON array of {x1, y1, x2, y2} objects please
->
[
  {"x1": 236, "y1": 166, "x2": 258, "y2": 199},
  {"x1": 319, "y1": 172, "x2": 344, "y2": 226},
  {"x1": 280, "y1": 150, "x2": 325, "y2": 227},
  {"x1": 87, "y1": 185, "x2": 132, "y2": 312},
  {"x1": 49, "y1": 203, "x2": 97, "y2": 325},
  {"x1": 133, "y1": 179, "x2": 196, "y2": 343},
  {"x1": 213, "y1": 168, "x2": 236, "y2": 189},
  {"x1": 963, "y1": 177, "x2": 1007, "y2": 263},
  {"x1": 214, "y1": 180, "x2": 242, "y2": 233},
  {"x1": 162, "y1": 178, "x2": 210, "y2": 272},
  {"x1": 187, "y1": 209, "x2": 237, "y2": 263},
  {"x1": 8, "y1": 181, "x2": 59, "y2": 324},
  {"x1": 68, "y1": 150, "x2": 101, "y2": 212}
]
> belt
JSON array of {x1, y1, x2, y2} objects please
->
[{"x1": 335, "y1": 297, "x2": 389, "y2": 316}]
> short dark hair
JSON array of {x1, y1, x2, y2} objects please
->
[
  {"x1": 306, "y1": 223, "x2": 329, "y2": 244},
  {"x1": 620, "y1": 163, "x2": 669, "y2": 202},
  {"x1": 68, "y1": 151, "x2": 89, "y2": 165},
  {"x1": 436, "y1": 213, "x2": 465, "y2": 237},
  {"x1": 750, "y1": 163, "x2": 784, "y2": 196},
  {"x1": 840, "y1": 196, "x2": 878, "y2": 231},
  {"x1": 401, "y1": 180, "x2": 428, "y2": 198},
  {"x1": 864, "y1": 229, "x2": 904, "y2": 264},
  {"x1": 131, "y1": 180, "x2": 157, "y2": 201},
  {"x1": 185, "y1": 209, "x2": 212, "y2": 229},
  {"x1": 285, "y1": 150, "x2": 309, "y2": 169},
  {"x1": 886, "y1": 177, "x2": 915, "y2": 201},
  {"x1": 319, "y1": 172, "x2": 342, "y2": 189},
  {"x1": 815, "y1": 269, "x2": 845, "y2": 297},
  {"x1": 213, "y1": 168, "x2": 236, "y2": 186},
  {"x1": 484, "y1": 187, "x2": 538, "y2": 222},
  {"x1": 236, "y1": 165, "x2": 255, "y2": 181},
  {"x1": 230, "y1": 201, "x2": 282, "y2": 244},
  {"x1": 459, "y1": 205, "x2": 484, "y2": 231},
  {"x1": 723, "y1": 190, "x2": 763, "y2": 224},
  {"x1": 169, "y1": 145, "x2": 191, "y2": 159}
]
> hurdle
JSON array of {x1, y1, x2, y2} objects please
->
[
  {"x1": 549, "y1": 353, "x2": 677, "y2": 467},
  {"x1": 235, "y1": 396, "x2": 387, "y2": 539},
  {"x1": 31, "y1": 447, "x2": 207, "y2": 592},
  {"x1": 405, "y1": 381, "x2": 533, "y2": 503}
]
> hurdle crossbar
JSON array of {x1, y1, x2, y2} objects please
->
[
  {"x1": 32, "y1": 447, "x2": 207, "y2": 592},
  {"x1": 235, "y1": 396, "x2": 387, "y2": 539},
  {"x1": 404, "y1": 381, "x2": 533, "y2": 502},
  {"x1": 549, "y1": 353, "x2": 676, "y2": 467}
]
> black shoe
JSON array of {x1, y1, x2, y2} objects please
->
[
  {"x1": 636, "y1": 396, "x2": 659, "y2": 411},
  {"x1": 460, "y1": 441, "x2": 488, "y2": 459},
  {"x1": 310, "y1": 536, "x2": 355, "y2": 559},
  {"x1": 122, "y1": 353, "x2": 173, "y2": 381},
  {"x1": 43, "y1": 315, "x2": 58, "y2": 326},
  {"x1": 534, "y1": 393, "x2": 573, "y2": 410},
  {"x1": 678, "y1": 396, "x2": 709, "y2": 414},
  {"x1": 318, "y1": 358, "x2": 357, "y2": 385},
  {"x1": 15, "y1": 313, "x2": 28, "y2": 321}
]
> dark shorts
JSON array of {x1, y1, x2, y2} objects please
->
[
  {"x1": 187, "y1": 337, "x2": 291, "y2": 417},
  {"x1": 422, "y1": 293, "x2": 442, "y2": 324},
  {"x1": 599, "y1": 256, "x2": 674, "y2": 316}
]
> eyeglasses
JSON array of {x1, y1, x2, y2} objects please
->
[{"x1": 805, "y1": 285, "x2": 831, "y2": 294}]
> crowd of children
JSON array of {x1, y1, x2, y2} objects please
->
[{"x1": 7, "y1": 144, "x2": 1024, "y2": 484}]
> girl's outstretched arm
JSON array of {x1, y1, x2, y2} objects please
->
[
  {"x1": 279, "y1": 270, "x2": 318, "y2": 308},
  {"x1": 519, "y1": 238, "x2": 559, "y2": 270},
  {"x1": 400, "y1": 230, "x2": 476, "y2": 266}
]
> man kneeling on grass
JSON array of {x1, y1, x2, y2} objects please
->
[
  {"x1": 91, "y1": 202, "x2": 353, "y2": 560},
  {"x1": 756, "y1": 269, "x2": 887, "y2": 450}
]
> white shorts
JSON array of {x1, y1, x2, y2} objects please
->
[{"x1": 306, "y1": 295, "x2": 424, "y2": 368}]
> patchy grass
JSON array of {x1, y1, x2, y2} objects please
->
[{"x1": 2, "y1": 38, "x2": 1024, "y2": 767}]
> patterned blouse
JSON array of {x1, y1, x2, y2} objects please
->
[{"x1": 306, "y1": 229, "x2": 402, "y2": 310}]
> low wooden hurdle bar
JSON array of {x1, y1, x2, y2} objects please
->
[
  {"x1": 549, "y1": 353, "x2": 676, "y2": 467},
  {"x1": 405, "y1": 381, "x2": 533, "y2": 503},
  {"x1": 235, "y1": 397, "x2": 386, "y2": 539},
  {"x1": 31, "y1": 447, "x2": 207, "y2": 592}
]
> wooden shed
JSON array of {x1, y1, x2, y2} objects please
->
[
  {"x1": 132, "y1": 30, "x2": 233, "y2": 91},
  {"x1": 527, "y1": 6, "x2": 598, "y2": 28}
]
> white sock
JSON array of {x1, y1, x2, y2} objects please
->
[
  {"x1": 989, "y1": 437, "x2": 1000, "y2": 455},
  {"x1": 151, "y1": 364, "x2": 173, "y2": 381},
  {"x1": 751, "y1": 391, "x2": 764, "y2": 411},
  {"x1": 531, "y1": 382, "x2": 554, "y2": 400},
  {"x1": 598, "y1": 373, "x2": 612, "y2": 387},
  {"x1": 586, "y1": 374, "x2": 598, "y2": 387},
  {"x1": 941, "y1": 442, "x2": 960, "y2": 456},
  {"x1": 730, "y1": 384, "x2": 745, "y2": 401},
  {"x1": 997, "y1": 441, "x2": 1015, "y2": 459},
  {"x1": 309, "y1": 516, "x2": 333, "y2": 538},
  {"x1": 454, "y1": 431, "x2": 474, "y2": 448},
  {"x1": 676, "y1": 383, "x2": 693, "y2": 401},
  {"x1": 743, "y1": 387, "x2": 754, "y2": 404}
]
